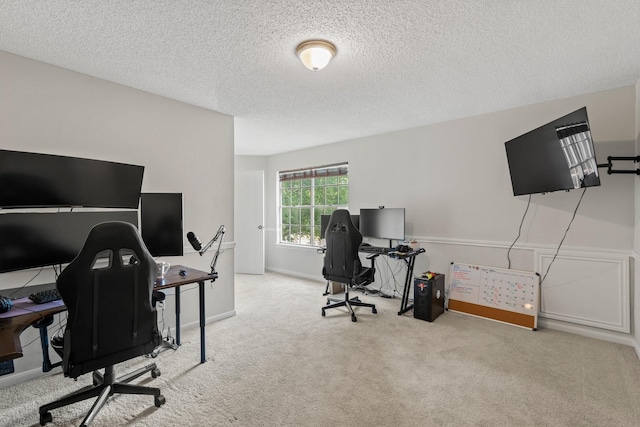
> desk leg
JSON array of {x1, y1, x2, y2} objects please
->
[
  {"x1": 175, "y1": 287, "x2": 181, "y2": 346},
  {"x1": 398, "y1": 256, "x2": 417, "y2": 315},
  {"x1": 199, "y1": 280, "x2": 206, "y2": 363},
  {"x1": 33, "y1": 316, "x2": 62, "y2": 372}
]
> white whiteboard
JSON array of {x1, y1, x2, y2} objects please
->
[{"x1": 448, "y1": 262, "x2": 540, "y2": 330}]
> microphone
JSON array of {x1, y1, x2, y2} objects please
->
[{"x1": 186, "y1": 231, "x2": 202, "y2": 252}]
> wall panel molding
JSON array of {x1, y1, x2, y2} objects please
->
[
  {"x1": 413, "y1": 235, "x2": 631, "y2": 256},
  {"x1": 535, "y1": 249, "x2": 629, "y2": 333}
]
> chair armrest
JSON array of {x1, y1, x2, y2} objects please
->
[{"x1": 365, "y1": 253, "x2": 379, "y2": 270}]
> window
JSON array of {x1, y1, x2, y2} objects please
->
[{"x1": 279, "y1": 163, "x2": 349, "y2": 246}]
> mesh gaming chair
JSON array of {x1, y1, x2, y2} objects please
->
[
  {"x1": 39, "y1": 221, "x2": 165, "y2": 426},
  {"x1": 321, "y1": 210, "x2": 378, "y2": 322}
]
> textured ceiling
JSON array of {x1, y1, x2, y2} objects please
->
[{"x1": 1, "y1": 1, "x2": 639, "y2": 155}]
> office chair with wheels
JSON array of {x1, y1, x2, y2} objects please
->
[
  {"x1": 39, "y1": 221, "x2": 165, "y2": 426},
  {"x1": 321, "y1": 210, "x2": 379, "y2": 322}
]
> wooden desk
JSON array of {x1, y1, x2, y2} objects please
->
[
  {"x1": 0, "y1": 264, "x2": 216, "y2": 365},
  {"x1": 0, "y1": 296, "x2": 65, "y2": 363}
]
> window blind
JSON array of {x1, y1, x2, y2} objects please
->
[{"x1": 279, "y1": 163, "x2": 348, "y2": 182}]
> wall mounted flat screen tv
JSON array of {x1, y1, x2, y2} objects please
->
[
  {"x1": 0, "y1": 211, "x2": 138, "y2": 273},
  {"x1": 0, "y1": 150, "x2": 144, "y2": 208},
  {"x1": 504, "y1": 107, "x2": 600, "y2": 196},
  {"x1": 359, "y1": 208, "x2": 405, "y2": 242},
  {"x1": 140, "y1": 193, "x2": 184, "y2": 257}
]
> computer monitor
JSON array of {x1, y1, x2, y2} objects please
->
[
  {"x1": 0, "y1": 149, "x2": 144, "y2": 209},
  {"x1": 359, "y1": 208, "x2": 405, "y2": 245},
  {"x1": 0, "y1": 211, "x2": 138, "y2": 273},
  {"x1": 320, "y1": 213, "x2": 359, "y2": 239},
  {"x1": 140, "y1": 193, "x2": 184, "y2": 257}
]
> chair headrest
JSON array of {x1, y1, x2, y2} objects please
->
[{"x1": 71, "y1": 221, "x2": 154, "y2": 269}]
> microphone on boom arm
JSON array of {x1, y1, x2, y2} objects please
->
[
  {"x1": 187, "y1": 231, "x2": 202, "y2": 252},
  {"x1": 186, "y1": 225, "x2": 226, "y2": 278}
]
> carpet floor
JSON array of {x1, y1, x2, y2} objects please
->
[{"x1": 1, "y1": 272, "x2": 640, "y2": 426}]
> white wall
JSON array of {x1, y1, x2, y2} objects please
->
[
  {"x1": 236, "y1": 155, "x2": 268, "y2": 173},
  {"x1": 634, "y1": 78, "x2": 640, "y2": 357},
  {"x1": 0, "y1": 51, "x2": 235, "y2": 385},
  {"x1": 239, "y1": 85, "x2": 638, "y2": 345}
]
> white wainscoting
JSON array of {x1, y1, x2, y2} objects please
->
[
  {"x1": 267, "y1": 233, "x2": 634, "y2": 341},
  {"x1": 534, "y1": 249, "x2": 630, "y2": 333}
]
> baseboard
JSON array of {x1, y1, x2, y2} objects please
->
[
  {"x1": 0, "y1": 364, "x2": 59, "y2": 390},
  {"x1": 538, "y1": 317, "x2": 636, "y2": 348},
  {"x1": 178, "y1": 309, "x2": 236, "y2": 330}
]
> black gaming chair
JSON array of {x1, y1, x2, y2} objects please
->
[
  {"x1": 39, "y1": 221, "x2": 165, "y2": 426},
  {"x1": 321, "y1": 210, "x2": 378, "y2": 322}
]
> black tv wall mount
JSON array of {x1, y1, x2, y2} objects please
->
[{"x1": 597, "y1": 156, "x2": 640, "y2": 175}]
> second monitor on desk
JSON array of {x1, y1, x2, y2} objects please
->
[{"x1": 321, "y1": 207, "x2": 405, "y2": 249}]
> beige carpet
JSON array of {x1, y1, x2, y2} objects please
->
[{"x1": 2, "y1": 272, "x2": 640, "y2": 426}]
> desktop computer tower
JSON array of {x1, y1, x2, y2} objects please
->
[{"x1": 413, "y1": 274, "x2": 445, "y2": 322}]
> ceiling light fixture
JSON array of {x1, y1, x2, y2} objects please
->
[{"x1": 296, "y1": 40, "x2": 336, "y2": 71}]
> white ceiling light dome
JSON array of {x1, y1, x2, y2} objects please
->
[{"x1": 296, "y1": 40, "x2": 337, "y2": 71}]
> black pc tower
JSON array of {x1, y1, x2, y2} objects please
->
[{"x1": 413, "y1": 274, "x2": 445, "y2": 322}]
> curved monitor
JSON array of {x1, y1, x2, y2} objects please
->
[{"x1": 0, "y1": 150, "x2": 144, "y2": 209}]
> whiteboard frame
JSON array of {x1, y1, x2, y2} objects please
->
[{"x1": 447, "y1": 262, "x2": 540, "y2": 330}]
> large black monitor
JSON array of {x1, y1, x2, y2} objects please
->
[
  {"x1": 0, "y1": 150, "x2": 144, "y2": 208},
  {"x1": 504, "y1": 107, "x2": 600, "y2": 196},
  {"x1": 320, "y1": 213, "x2": 359, "y2": 239},
  {"x1": 0, "y1": 211, "x2": 138, "y2": 273},
  {"x1": 140, "y1": 193, "x2": 184, "y2": 257},
  {"x1": 359, "y1": 208, "x2": 405, "y2": 243}
]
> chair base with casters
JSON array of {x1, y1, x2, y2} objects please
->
[
  {"x1": 322, "y1": 285, "x2": 377, "y2": 322},
  {"x1": 39, "y1": 363, "x2": 165, "y2": 426}
]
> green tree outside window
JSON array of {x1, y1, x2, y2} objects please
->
[{"x1": 279, "y1": 163, "x2": 348, "y2": 246}]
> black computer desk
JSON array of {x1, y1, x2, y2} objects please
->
[
  {"x1": 321, "y1": 246, "x2": 426, "y2": 315},
  {"x1": 359, "y1": 247, "x2": 425, "y2": 315},
  {"x1": 387, "y1": 248, "x2": 425, "y2": 315},
  {"x1": 0, "y1": 264, "x2": 216, "y2": 367}
]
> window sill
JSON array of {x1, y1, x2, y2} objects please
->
[{"x1": 275, "y1": 242, "x2": 323, "y2": 251}]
